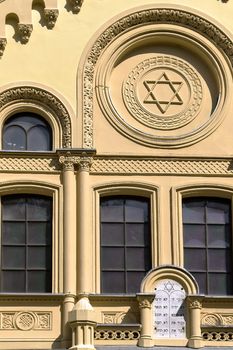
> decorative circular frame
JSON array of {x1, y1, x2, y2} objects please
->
[
  {"x1": 80, "y1": 5, "x2": 233, "y2": 148},
  {"x1": 123, "y1": 56, "x2": 202, "y2": 130}
]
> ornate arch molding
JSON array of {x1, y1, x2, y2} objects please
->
[
  {"x1": 81, "y1": 5, "x2": 233, "y2": 148},
  {"x1": 0, "y1": 86, "x2": 72, "y2": 148},
  {"x1": 140, "y1": 265, "x2": 199, "y2": 294}
]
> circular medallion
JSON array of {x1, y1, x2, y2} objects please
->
[
  {"x1": 123, "y1": 56, "x2": 202, "y2": 130},
  {"x1": 15, "y1": 312, "x2": 35, "y2": 331}
]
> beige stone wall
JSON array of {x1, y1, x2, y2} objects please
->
[{"x1": 0, "y1": 0, "x2": 233, "y2": 349}]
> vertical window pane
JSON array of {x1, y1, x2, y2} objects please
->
[
  {"x1": 1, "y1": 195, "x2": 52, "y2": 293},
  {"x1": 101, "y1": 196, "x2": 151, "y2": 293},
  {"x1": 28, "y1": 271, "x2": 51, "y2": 293},
  {"x1": 28, "y1": 126, "x2": 51, "y2": 151},
  {"x1": 1, "y1": 271, "x2": 25, "y2": 292},
  {"x1": 2, "y1": 113, "x2": 52, "y2": 151},
  {"x1": 2, "y1": 196, "x2": 26, "y2": 220},
  {"x1": 102, "y1": 272, "x2": 125, "y2": 293},
  {"x1": 3, "y1": 126, "x2": 26, "y2": 150},
  {"x1": 2, "y1": 247, "x2": 25, "y2": 268},
  {"x1": 2, "y1": 223, "x2": 26, "y2": 244},
  {"x1": 183, "y1": 197, "x2": 232, "y2": 295}
]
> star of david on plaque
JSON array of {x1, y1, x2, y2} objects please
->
[{"x1": 143, "y1": 72, "x2": 183, "y2": 114}]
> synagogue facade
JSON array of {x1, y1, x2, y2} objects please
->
[{"x1": 0, "y1": 0, "x2": 233, "y2": 349}]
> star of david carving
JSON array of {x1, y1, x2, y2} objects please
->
[{"x1": 143, "y1": 72, "x2": 184, "y2": 114}]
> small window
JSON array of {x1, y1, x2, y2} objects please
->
[
  {"x1": 1, "y1": 194, "x2": 52, "y2": 293},
  {"x1": 2, "y1": 112, "x2": 52, "y2": 151},
  {"x1": 100, "y1": 196, "x2": 151, "y2": 293},
  {"x1": 183, "y1": 197, "x2": 232, "y2": 295}
]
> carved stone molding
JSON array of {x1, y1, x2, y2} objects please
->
[
  {"x1": 95, "y1": 328, "x2": 140, "y2": 340},
  {"x1": 0, "y1": 155, "x2": 60, "y2": 172},
  {"x1": 17, "y1": 24, "x2": 33, "y2": 44},
  {"x1": 82, "y1": 7, "x2": 233, "y2": 147},
  {"x1": 0, "y1": 86, "x2": 72, "y2": 148},
  {"x1": 0, "y1": 38, "x2": 7, "y2": 57},
  {"x1": 188, "y1": 300, "x2": 202, "y2": 309},
  {"x1": 68, "y1": 0, "x2": 84, "y2": 14},
  {"x1": 59, "y1": 154, "x2": 80, "y2": 171},
  {"x1": 0, "y1": 311, "x2": 51, "y2": 330},
  {"x1": 102, "y1": 311, "x2": 138, "y2": 324},
  {"x1": 44, "y1": 9, "x2": 59, "y2": 29},
  {"x1": 91, "y1": 157, "x2": 233, "y2": 176},
  {"x1": 202, "y1": 313, "x2": 233, "y2": 327}
]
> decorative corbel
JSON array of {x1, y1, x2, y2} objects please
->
[
  {"x1": 44, "y1": 8, "x2": 59, "y2": 29},
  {"x1": 68, "y1": 0, "x2": 84, "y2": 14},
  {"x1": 0, "y1": 38, "x2": 7, "y2": 57},
  {"x1": 18, "y1": 24, "x2": 33, "y2": 44}
]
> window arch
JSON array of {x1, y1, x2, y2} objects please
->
[
  {"x1": 182, "y1": 196, "x2": 232, "y2": 295},
  {"x1": 0, "y1": 193, "x2": 52, "y2": 293},
  {"x1": 100, "y1": 195, "x2": 151, "y2": 293},
  {"x1": 2, "y1": 112, "x2": 52, "y2": 151}
]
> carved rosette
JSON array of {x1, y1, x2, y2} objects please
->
[
  {"x1": 17, "y1": 24, "x2": 33, "y2": 44},
  {"x1": 188, "y1": 300, "x2": 202, "y2": 309},
  {"x1": 0, "y1": 38, "x2": 7, "y2": 57},
  {"x1": 44, "y1": 9, "x2": 59, "y2": 29},
  {"x1": 68, "y1": 0, "x2": 84, "y2": 14}
]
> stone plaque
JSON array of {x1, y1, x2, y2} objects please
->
[{"x1": 153, "y1": 279, "x2": 186, "y2": 339}]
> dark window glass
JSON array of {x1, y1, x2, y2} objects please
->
[
  {"x1": 3, "y1": 113, "x2": 52, "y2": 151},
  {"x1": 100, "y1": 196, "x2": 151, "y2": 293},
  {"x1": 183, "y1": 197, "x2": 232, "y2": 295},
  {"x1": 1, "y1": 194, "x2": 52, "y2": 293}
]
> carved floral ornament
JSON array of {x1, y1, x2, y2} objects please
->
[
  {"x1": 83, "y1": 7, "x2": 233, "y2": 148},
  {"x1": 0, "y1": 86, "x2": 72, "y2": 148}
]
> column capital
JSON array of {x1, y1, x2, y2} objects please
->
[
  {"x1": 59, "y1": 154, "x2": 80, "y2": 171},
  {"x1": 137, "y1": 293, "x2": 155, "y2": 309},
  {"x1": 187, "y1": 297, "x2": 203, "y2": 310}
]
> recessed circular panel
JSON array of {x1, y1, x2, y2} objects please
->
[{"x1": 123, "y1": 56, "x2": 202, "y2": 130}]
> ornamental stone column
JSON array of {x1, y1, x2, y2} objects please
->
[
  {"x1": 187, "y1": 298, "x2": 204, "y2": 348},
  {"x1": 59, "y1": 152, "x2": 79, "y2": 348},
  {"x1": 137, "y1": 294, "x2": 155, "y2": 347},
  {"x1": 76, "y1": 154, "x2": 93, "y2": 294}
]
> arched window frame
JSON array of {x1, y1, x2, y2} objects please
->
[
  {"x1": 1, "y1": 103, "x2": 61, "y2": 151},
  {"x1": 93, "y1": 183, "x2": 159, "y2": 293},
  {"x1": 172, "y1": 184, "x2": 233, "y2": 270},
  {"x1": 0, "y1": 181, "x2": 62, "y2": 293}
]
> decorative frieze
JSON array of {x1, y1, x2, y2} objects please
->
[
  {"x1": 0, "y1": 311, "x2": 51, "y2": 330},
  {"x1": 0, "y1": 156, "x2": 60, "y2": 172},
  {"x1": 102, "y1": 311, "x2": 138, "y2": 324},
  {"x1": 68, "y1": 0, "x2": 84, "y2": 13},
  {"x1": 0, "y1": 38, "x2": 7, "y2": 57},
  {"x1": 202, "y1": 313, "x2": 233, "y2": 327},
  {"x1": 91, "y1": 158, "x2": 233, "y2": 176},
  {"x1": 17, "y1": 24, "x2": 33, "y2": 44},
  {"x1": 44, "y1": 9, "x2": 59, "y2": 29},
  {"x1": 202, "y1": 331, "x2": 233, "y2": 341},
  {"x1": 94, "y1": 329, "x2": 140, "y2": 340}
]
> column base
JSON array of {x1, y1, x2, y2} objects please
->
[
  {"x1": 69, "y1": 346, "x2": 95, "y2": 350},
  {"x1": 188, "y1": 337, "x2": 204, "y2": 348},
  {"x1": 138, "y1": 337, "x2": 154, "y2": 347}
]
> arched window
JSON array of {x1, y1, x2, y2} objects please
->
[
  {"x1": 183, "y1": 197, "x2": 232, "y2": 295},
  {"x1": 2, "y1": 112, "x2": 52, "y2": 151},
  {"x1": 1, "y1": 194, "x2": 52, "y2": 292},
  {"x1": 100, "y1": 196, "x2": 151, "y2": 293}
]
